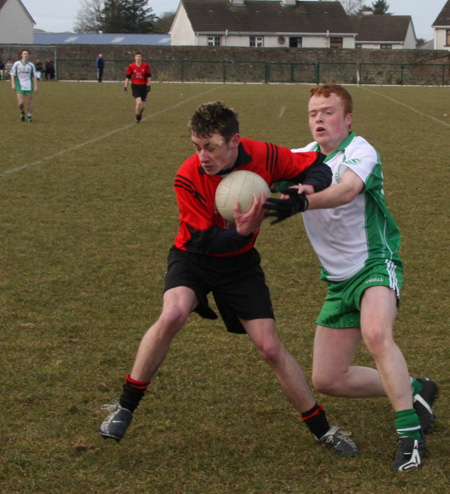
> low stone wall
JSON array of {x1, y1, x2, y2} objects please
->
[{"x1": 1, "y1": 44, "x2": 448, "y2": 85}]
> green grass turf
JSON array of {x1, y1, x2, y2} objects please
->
[{"x1": 0, "y1": 81, "x2": 449, "y2": 493}]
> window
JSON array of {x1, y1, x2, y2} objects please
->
[
  {"x1": 381, "y1": 44, "x2": 393, "y2": 49},
  {"x1": 289, "y1": 37, "x2": 302, "y2": 48},
  {"x1": 207, "y1": 36, "x2": 221, "y2": 46},
  {"x1": 329, "y1": 37, "x2": 343, "y2": 48},
  {"x1": 250, "y1": 36, "x2": 263, "y2": 47},
  {"x1": 446, "y1": 29, "x2": 450, "y2": 46}
]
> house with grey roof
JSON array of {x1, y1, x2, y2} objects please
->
[
  {"x1": 432, "y1": 0, "x2": 450, "y2": 50},
  {"x1": 170, "y1": 0, "x2": 357, "y2": 49},
  {"x1": 0, "y1": 0, "x2": 35, "y2": 44},
  {"x1": 350, "y1": 11, "x2": 417, "y2": 49}
]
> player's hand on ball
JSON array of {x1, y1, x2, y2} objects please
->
[
  {"x1": 147, "y1": 85, "x2": 151, "y2": 92},
  {"x1": 124, "y1": 87, "x2": 127, "y2": 92},
  {"x1": 264, "y1": 188, "x2": 309, "y2": 224},
  {"x1": 234, "y1": 191, "x2": 266, "y2": 236}
]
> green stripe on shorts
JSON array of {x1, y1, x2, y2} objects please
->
[{"x1": 316, "y1": 259, "x2": 403, "y2": 328}]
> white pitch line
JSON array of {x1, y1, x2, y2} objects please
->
[
  {"x1": 361, "y1": 86, "x2": 450, "y2": 128},
  {"x1": 1, "y1": 85, "x2": 222, "y2": 179},
  {"x1": 279, "y1": 106, "x2": 286, "y2": 118}
]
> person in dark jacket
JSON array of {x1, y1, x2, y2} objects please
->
[{"x1": 96, "y1": 53, "x2": 105, "y2": 83}]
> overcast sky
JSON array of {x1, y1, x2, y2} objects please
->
[{"x1": 21, "y1": 0, "x2": 445, "y2": 40}]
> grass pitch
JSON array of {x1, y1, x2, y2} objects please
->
[{"x1": 0, "y1": 81, "x2": 449, "y2": 493}]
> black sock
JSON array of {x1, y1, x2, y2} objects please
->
[
  {"x1": 301, "y1": 404, "x2": 330, "y2": 439},
  {"x1": 119, "y1": 374, "x2": 150, "y2": 413}
]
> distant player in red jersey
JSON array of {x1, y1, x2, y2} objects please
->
[
  {"x1": 99, "y1": 100, "x2": 358, "y2": 459},
  {"x1": 124, "y1": 52, "x2": 151, "y2": 123}
]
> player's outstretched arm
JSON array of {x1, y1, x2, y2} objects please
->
[{"x1": 263, "y1": 188, "x2": 309, "y2": 224}]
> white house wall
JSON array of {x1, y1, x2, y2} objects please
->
[
  {"x1": 191, "y1": 34, "x2": 355, "y2": 48},
  {"x1": 0, "y1": 0, "x2": 34, "y2": 44},
  {"x1": 357, "y1": 42, "x2": 404, "y2": 49},
  {"x1": 434, "y1": 28, "x2": 449, "y2": 50},
  {"x1": 403, "y1": 23, "x2": 416, "y2": 49},
  {"x1": 170, "y1": 4, "x2": 196, "y2": 46}
]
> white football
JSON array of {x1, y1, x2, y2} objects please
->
[{"x1": 215, "y1": 170, "x2": 271, "y2": 223}]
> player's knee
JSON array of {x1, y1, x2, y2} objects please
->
[
  {"x1": 255, "y1": 339, "x2": 283, "y2": 366},
  {"x1": 158, "y1": 305, "x2": 189, "y2": 333},
  {"x1": 312, "y1": 371, "x2": 338, "y2": 395},
  {"x1": 363, "y1": 326, "x2": 391, "y2": 358}
]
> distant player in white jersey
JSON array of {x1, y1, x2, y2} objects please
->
[
  {"x1": 264, "y1": 83, "x2": 437, "y2": 472},
  {"x1": 11, "y1": 49, "x2": 38, "y2": 123}
]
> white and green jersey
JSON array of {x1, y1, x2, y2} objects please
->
[
  {"x1": 11, "y1": 60, "x2": 36, "y2": 91},
  {"x1": 292, "y1": 132, "x2": 402, "y2": 282}
]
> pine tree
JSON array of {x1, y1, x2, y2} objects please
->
[
  {"x1": 99, "y1": 0, "x2": 157, "y2": 33},
  {"x1": 100, "y1": 0, "x2": 128, "y2": 32},
  {"x1": 124, "y1": 0, "x2": 156, "y2": 33},
  {"x1": 372, "y1": 0, "x2": 391, "y2": 15}
]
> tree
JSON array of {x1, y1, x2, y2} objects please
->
[
  {"x1": 340, "y1": 0, "x2": 363, "y2": 15},
  {"x1": 372, "y1": 0, "x2": 391, "y2": 15},
  {"x1": 100, "y1": 0, "x2": 129, "y2": 33},
  {"x1": 100, "y1": 0, "x2": 157, "y2": 33},
  {"x1": 124, "y1": 0, "x2": 157, "y2": 32},
  {"x1": 74, "y1": 0, "x2": 104, "y2": 33},
  {"x1": 153, "y1": 11, "x2": 176, "y2": 34}
]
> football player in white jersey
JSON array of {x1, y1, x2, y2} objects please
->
[
  {"x1": 265, "y1": 84, "x2": 437, "y2": 472},
  {"x1": 10, "y1": 49, "x2": 38, "y2": 123}
]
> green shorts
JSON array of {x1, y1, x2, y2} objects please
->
[
  {"x1": 16, "y1": 87, "x2": 33, "y2": 95},
  {"x1": 316, "y1": 259, "x2": 403, "y2": 329}
]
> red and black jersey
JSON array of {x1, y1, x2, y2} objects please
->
[
  {"x1": 125, "y1": 62, "x2": 151, "y2": 85},
  {"x1": 173, "y1": 138, "x2": 329, "y2": 257}
]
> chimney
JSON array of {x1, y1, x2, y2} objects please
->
[{"x1": 361, "y1": 7, "x2": 374, "y2": 16}]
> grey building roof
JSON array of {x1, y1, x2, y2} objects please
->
[
  {"x1": 432, "y1": 0, "x2": 450, "y2": 27},
  {"x1": 33, "y1": 33, "x2": 171, "y2": 46},
  {"x1": 180, "y1": 0, "x2": 355, "y2": 34},
  {"x1": 349, "y1": 15, "x2": 413, "y2": 43}
]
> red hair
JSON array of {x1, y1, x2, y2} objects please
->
[{"x1": 310, "y1": 84, "x2": 353, "y2": 115}]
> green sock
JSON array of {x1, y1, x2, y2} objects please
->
[
  {"x1": 411, "y1": 378, "x2": 423, "y2": 395},
  {"x1": 395, "y1": 409, "x2": 422, "y2": 440}
]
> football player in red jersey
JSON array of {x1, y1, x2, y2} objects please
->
[
  {"x1": 124, "y1": 52, "x2": 151, "y2": 123},
  {"x1": 99, "y1": 101, "x2": 358, "y2": 458}
]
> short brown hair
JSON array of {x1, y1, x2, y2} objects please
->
[
  {"x1": 310, "y1": 83, "x2": 353, "y2": 115},
  {"x1": 188, "y1": 101, "x2": 239, "y2": 142}
]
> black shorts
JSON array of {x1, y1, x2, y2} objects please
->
[
  {"x1": 164, "y1": 246, "x2": 275, "y2": 334},
  {"x1": 131, "y1": 83, "x2": 147, "y2": 101}
]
